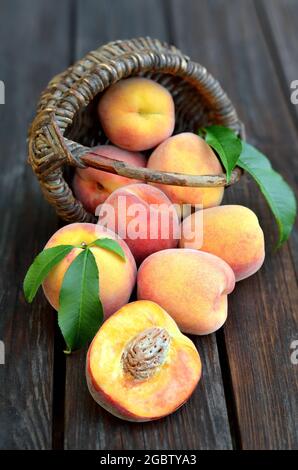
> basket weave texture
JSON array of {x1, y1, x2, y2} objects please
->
[{"x1": 28, "y1": 37, "x2": 244, "y2": 222}]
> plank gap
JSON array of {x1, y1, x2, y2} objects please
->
[
  {"x1": 162, "y1": 0, "x2": 176, "y2": 44},
  {"x1": 51, "y1": 324, "x2": 67, "y2": 450},
  {"x1": 70, "y1": 0, "x2": 78, "y2": 63},
  {"x1": 216, "y1": 329, "x2": 242, "y2": 450}
]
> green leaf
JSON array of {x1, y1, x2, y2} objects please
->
[
  {"x1": 238, "y1": 142, "x2": 297, "y2": 247},
  {"x1": 58, "y1": 248, "x2": 104, "y2": 351},
  {"x1": 199, "y1": 125, "x2": 242, "y2": 182},
  {"x1": 89, "y1": 238, "x2": 125, "y2": 260},
  {"x1": 23, "y1": 245, "x2": 74, "y2": 303}
]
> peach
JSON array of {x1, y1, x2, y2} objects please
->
[
  {"x1": 86, "y1": 300, "x2": 201, "y2": 421},
  {"x1": 42, "y1": 223, "x2": 136, "y2": 319},
  {"x1": 137, "y1": 249, "x2": 235, "y2": 335},
  {"x1": 72, "y1": 145, "x2": 146, "y2": 213},
  {"x1": 147, "y1": 132, "x2": 224, "y2": 209},
  {"x1": 97, "y1": 78, "x2": 175, "y2": 151},
  {"x1": 179, "y1": 205, "x2": 265, "y2": 281},
  {"x1": 97, "y1": 183, "x2": 180, "y2": 264}
]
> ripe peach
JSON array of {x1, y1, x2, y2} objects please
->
[
  {"x1": 97, "y1": 183, "x2": 180, "y2": 264},
  {"x1": 72, "y1": 145, "x2": 146, "y2": 214},
  {"x1": 137, "y1": 249, "x2": 235, "y2": 335},
  {"x1": 42, "y1": 223, "x2": 136, "y2": 319},
  {"x1": 86, "y1": 300, "x2": 202, "y2": 421},
  {"x1": 179, "y1": 205, "x2": 265, "y2": 281},
  {"x1": 97, "y1": 78, "x2": 175, "y2": 151},
  {"x1": 147, "y1": 132, "x2": 224, "y2": 209}
]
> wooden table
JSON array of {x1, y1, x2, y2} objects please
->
[{"x1": 0, "y1": 0, "x2": 297, "y2": 450}]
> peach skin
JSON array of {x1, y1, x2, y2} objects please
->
[
  {"x1": 179, "y1": 205, "x2": 265, "y2": 281},
  {"x1": 137, "y1": 249, "x2": 235, "y2": 335},
  {"x1": 72, "y1": 145, "x2": 146, "y2": 214},
  {"x1": 97, "y1": 183, "x2": 180, "y2": 264},
  {"x1": 97, "y1": 77, "x2": 175, "y2": 151},
  {"x1": 86, "y1": 300, "x2": 202, "y2": 421},
  {"x1": 147, "y1": 132, "x2": 224, "y2": 209},
  {"x1": 42, "y1": 223, "x2": 136, "y2": 319}
]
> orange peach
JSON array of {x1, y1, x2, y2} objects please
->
[
  {"x1": 97, "y1": 183, "x2": 180, "y2": 264},
  {"x1": 72, "y1": 145, "x2": 146, "y2": 213},
  {"x1": 137, "y1": 249, "x2": 235, "y2": 335},
  {"x1": 98, "y1": 78, "x2": 175, "y2": 151},
  {"x1": 86, "y1": 300, "x2": 202, "y2": 421},
  {"x1": 179, "y1": 205, "x2": 265, "y2": 281},
  {"x1": 147, "y1": 132, "x2": 224, "y2": 209},
  {"x1": 42, "y1": 223, "x2": 136, "y2": 319}
]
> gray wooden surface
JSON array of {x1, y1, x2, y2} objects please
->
[{"x1": 0, "y1": 0, "x2": 297, "y2": 450}]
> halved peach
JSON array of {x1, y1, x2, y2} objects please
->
[{"x1": 86, "y1": 300, "x2": 201, "y2": 421}]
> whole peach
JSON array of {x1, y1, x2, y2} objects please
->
[
  {"x1": 147, "y1": 132, "x2": 224, "y2": 209},
  {"x1": 180, "y1": 205, "x2": 265, "y2": 281},
  {"x1": 98, "y1": 78, "x2": 175, "y2": 151},
  {"x1": 97, "y1": 183, "x2": 180, "y2": 264},
  {"x1": 73, "y1": 145, "x2": 146, "y2": 214},
  {"x1": 137, "y1": 249, "x2": 235, "y2": 335},
  {"x1": 43, "y1": 223, "x2": 137, "y2": 319}
]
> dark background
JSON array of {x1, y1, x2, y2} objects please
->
[{"x1": 0, "y1": 0, "x2": 297, "y2": 450}]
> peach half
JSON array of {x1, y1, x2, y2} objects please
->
[
  {"x1": 86, "y1": 300, "x2": 202, "y2": 421},
  {"x1": 72, "y1": 145, "x2": 146, "y2": 214},
  {"x1": 179, "y1": 205, "x2": 265, "y2": 281},
  {"x1": 137, "y1": 249, "x2": 235, "y2": 335},
  {"x1": 42, "y1": 223, "x2": 137, "y2": 319},
  {"x1": 98, "y1": 77, "x2": 175, "y2": 151}
]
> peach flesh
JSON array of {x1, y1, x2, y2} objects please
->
[{"x1": 86, "y1": 300, "x2": 202, "y2": 421}]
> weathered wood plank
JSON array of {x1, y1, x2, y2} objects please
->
[
  {"x1": 170, "y1": 0, "x2": 298, "y2": 449},
  {"x1": 0, "y1": 0, "x2": 71, "y2": 449},
  {"x1": 64, "y1": 0, "x2": 232, "y2": 450},
  {"x1": 255, "y1": 0, "x2": 298, "y2": 273},
  {"x1": 257, "y1": 0, "x2": 298, "y2": 125}
]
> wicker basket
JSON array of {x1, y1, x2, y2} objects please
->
[{"x1": 28, "y1": 37, "x2": 245, "y2": 223}]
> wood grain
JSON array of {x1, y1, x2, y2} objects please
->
[
  {"x1": 0, "y1": 0, "x2": 70, "y2": 449},
  {"x1": 257, "y1": 0, "x2": 298, "y2": 126},
  {"x1": 256, "y1": 0, "x2": 298, "y2": 274},
  {"x1": 169, "y1": 0, "x2": 298, "y2": 449},
  {"x1": 63, "y1": 0, "x2": 232, "y2": 451},
  {"x1": 0, "y1": 0, "x2": 297, "y2": 451}
]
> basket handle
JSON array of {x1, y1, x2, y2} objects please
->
[
  {"x1": 66, "y1": 137, "x2": 242, "y2": 188},
  {"x1": 34, "y1": 118, "x2": 242, "y2": 188}
]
